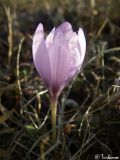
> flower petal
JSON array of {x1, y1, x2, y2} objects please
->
[
  {"x1": 64, "y1": 33, "x2": 81, "y2": 84},
  {"x1": 68, "y1": 32, "x2": 81, "y2": 67},
  {"x1": 32, "y1": 23, "x2": 51, "y2": 88},
  {"x1": 55, "y1": 22, "x2": 74, "y2": 41},
  {"x1": 45, "y1": 27, "x2": 55, "y2": 48},
  {"x1": 64, "y1": 29, "x2": 86, "y2": 85},
  {"x1": 32, "y1": 23, "x2": 44, "y2": 61},
  {"x1": 48, "y1": 31, "x2": 71, "y2": 96},
  {"x1": 77, "y1": 28, "x2": 86, "y2": 63},
  {"x1": 34, "y1": 39, "x2": 51, "y2": 88}
]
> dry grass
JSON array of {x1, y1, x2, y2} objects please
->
[{"x1": 0, "y1": 0, "x2": 120, "y2": 160}]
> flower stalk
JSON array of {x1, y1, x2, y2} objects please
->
[{"x1": 50, "y1": 98, "x2": 57, "y2": 142}]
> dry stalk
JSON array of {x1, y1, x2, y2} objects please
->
[{"x1": 4, "y1": 6, "x2": 13, "y2": 67}]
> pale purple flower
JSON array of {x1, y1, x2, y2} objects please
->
[{"x1": 32, "y1": 22, "x2": 86, "y2": 99}]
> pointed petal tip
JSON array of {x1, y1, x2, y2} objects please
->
[
  {"x1": 78, "y1": 28, "x2": 86, "y2": 50},
  {"x1": 35, "y1": 23, "x2": 43, "y2": 32},
  {"x1": 59, "y1": 21, "x2": 72, "y2": 29},
  {"x1": 46, "y1": 27, "x2": 55, "y2": 48},
  {"x1": 62, "y1": 21, "x2": 71, "y2": 25},
  {"x1": 32, "y1": 23, "x2": 45, "y2": 61},
  {"x1": 77, "y1": 28, "x2": 86, "y2": 65},
  {"x1": 33, "y1": 23, "x2": 44, "y2": 40},
  {"x1": 78, "y1": 28, "x2": 85, "y2": 37}
]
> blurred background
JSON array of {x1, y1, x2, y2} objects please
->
[{"x1": 0, "y1": 0, "x2": 120, "y2": 160}]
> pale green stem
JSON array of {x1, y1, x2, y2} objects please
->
[{"x1": 50, "y1": 98, "x2": 57, "y2": 142}]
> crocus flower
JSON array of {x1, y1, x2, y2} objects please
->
[
  {"x1": 32, "y1": 22, "x2": 86, "y2": 141},
  {"x1": 32, "y1": 22, "x2": 86, "y2": 100}
]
